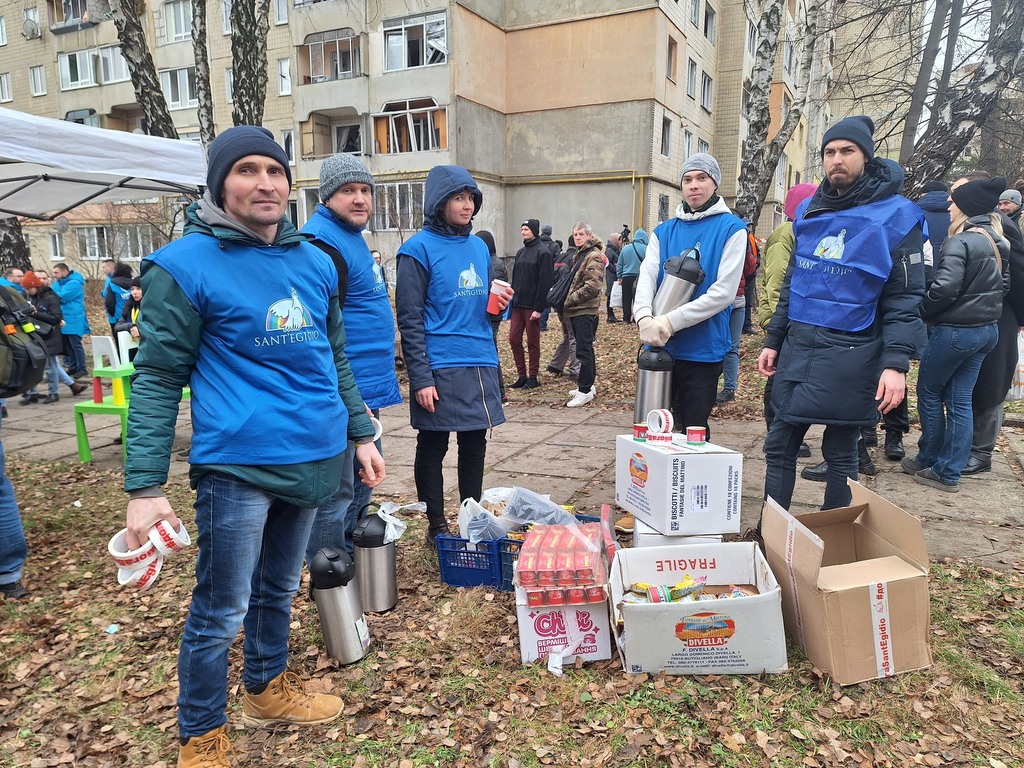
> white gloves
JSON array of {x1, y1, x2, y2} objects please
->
[{"x1": 638, "y1": 315, "x2": 673, "y2": 347}]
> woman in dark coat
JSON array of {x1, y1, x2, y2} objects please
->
[
  {"x1": 20, "y1": 272, "x2": 87, "y2": 404},
  {"x1": 902, "y1": 177, "x2": 1009, "y2": 492},
  {"x1": 395, "y1": 166, "x2": 512, "y2": 547}
]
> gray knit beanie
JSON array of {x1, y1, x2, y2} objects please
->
[
  {"x1": 319, "y1": 153, "x2": 375, "y2": 202},
  {"x1": 679, "y1": 153, "x2": 722, "y2": 187},
  {"x1": 206, "y1": 126, "x2": 291, "y2": 206}
]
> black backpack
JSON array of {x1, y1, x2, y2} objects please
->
[
  {"x1": 546, "y1": 252, "x2": 580, "y2": 312},
  {"x1": 0, "y1": 286, "x2": 49, "y2": 398}
]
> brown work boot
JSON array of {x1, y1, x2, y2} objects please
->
[
  {"x1": 178, "y1": 724, "x2": 234, "y2": 767},
  {"x1": 241, "y1": 670, "x2": 343, "y2": 726}
]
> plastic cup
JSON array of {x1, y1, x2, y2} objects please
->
[{"x1": 487, "y1": 280, "x2": 511, "y2": 314}]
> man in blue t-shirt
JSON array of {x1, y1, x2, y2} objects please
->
[{"x1": 302, "y1": 153, "x2": 402, "y2": 560}]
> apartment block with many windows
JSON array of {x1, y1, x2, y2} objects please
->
[{"x1": 3, "y1": 0, "x2": 820, "y2": 272}]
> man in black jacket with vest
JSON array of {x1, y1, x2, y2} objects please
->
[{"x1": 757, "y1": 116, "x2": 926, "y2": 518}]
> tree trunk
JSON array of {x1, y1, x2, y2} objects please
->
[
  {"x1": 106, "y1": 0, "x2": 178, "y2": 139},
  {"x1": 926, "y1": 0, "x2": 964, "y2": 134},
  {"x1": 230, "y1": 0, "x2": 271, "y2": 126},
  {"x1": 192, "y1": 0, "x2": 216, "y2": 145},
  {"x1": 898, "y1": 0, "x2": 952, "y2": 163},
  {"x1": 735, "y1": 0, "x2": 824, "y2": 226},
  {"x1": 0, "y1": 220, "x2": 32, "y2": 274},
  {"x1": 903, "y1": 2, "x2": 1024, "y2": 195}
]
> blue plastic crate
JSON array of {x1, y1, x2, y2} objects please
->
[{"x1": 436, "y1": 535, "x2": 502, "y2": 589}]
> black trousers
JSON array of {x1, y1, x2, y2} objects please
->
[
  {"x1": 570, "y1": 314, "x2": 598, "y2": 393},
  {"x1": 414, "y1": 429, "x2": 487, "y2": 529},
  {"x1": 670, "y1": 359, "x2": 724, "y2": 441},
  {"x1": 621, "y1": 275, "x2": 638, "y2": 323}
]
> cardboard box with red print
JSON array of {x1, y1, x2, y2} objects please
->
[
  {"x1": 614, "y1": 436, "x2": 742, "y2": 536},
  {"x1": 515, "y1": 587, "x2": 612, "y2": 664},
  {"x1": 609, "y1": 543, "x2": 787, "y2": 675}
]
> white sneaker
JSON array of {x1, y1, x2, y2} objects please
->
[
  {"x1": 569, "y1": 385, "x2": 596, "y2": 397},
  {"x1": 566, "y1": 388, "x2": 595, "y2": 407}
]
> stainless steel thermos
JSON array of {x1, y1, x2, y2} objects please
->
[
  {"x1": 652, "y1": 248, "x2": 705, "y2": 316},
  {"x1": 634, "y1": 346, "x2": 675, "y2": 424},
  {"x1": 309, "y1": 547, "x2": 369, "y2": 664},
  {"x1": 353, "y1": 511, "x2": 398, "y2": 613}
]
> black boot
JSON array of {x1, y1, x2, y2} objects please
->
[
  {"x1": 508, "y1": 376, "x2": 528, "y2": 389},
  {"x1": 860, "y1": 426, "x2": 878, "y2": 447},
  {"x1": 858, "y1": 439, "x2": 877, "y2": 476},
  {"x1": 524, "y1": 376, "x2": 540, "y2": 389},
  {"x1": 800, "y1": 461, "x2": 828, "y2": 482},
  {"x1": 883, "y1": 431, "x2": 905, "y2": 460},
  {"x1": 607, "y1": 311, "x2": 619, "y2": 323},
  {"x1": 425, "y1": 522, "x2": 451, "y2": 550}
]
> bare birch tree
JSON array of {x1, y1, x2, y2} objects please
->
[
  {"x1": 105, "y1": 0, "x2": 178, "y2": 139},
  {"x1": 734, "y1": 0, "x2": 826, "y2": 225},
  {"x1": 0, "y1": 220, "x2": 32, "y2": 274},
  {"x1": 229, "y1": 0, "x2": 271, "y2": 126},
  {"x1": 192, "y1": 0, "x2": 216, "y2": 145}
]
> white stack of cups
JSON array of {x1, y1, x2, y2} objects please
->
[{"x1": 108, "y1": 519, "x2": 191, "y2": 590}]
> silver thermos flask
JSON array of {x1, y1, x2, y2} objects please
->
[
  {"x1": 309, "y1": 547, "x2": 369, "y2": 664},
  {"x1": 353, "y1": 510, "x2": 398, "y2": 613},
  {"x1": 652, "y1": 248, "x2": 705, "y2": 316},
  {"x1": 634, "y1": 346, "x2": 675, "y2": 424}
]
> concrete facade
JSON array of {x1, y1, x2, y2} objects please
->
[{"x1": 2, "y1": 0, "x2": 816, "y2": 267}]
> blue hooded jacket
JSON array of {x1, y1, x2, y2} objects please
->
[
  {"x1": 52, "y1": 270, "x2": 91, "y2": 336},
  {"x1": 617, "y1": 229, "x2": 647, "y2": 278}
]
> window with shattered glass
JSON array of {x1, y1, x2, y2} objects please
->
[{"x1": 383, "y1": 12, "x2": 447, "y2": 72}]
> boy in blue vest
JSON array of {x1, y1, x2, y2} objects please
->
[
  {"x1": 757, "y1": 115, "x2": 925, "y2": 517},
  {"x1": 122, "y1": 126, "x2": 386, "y2": 767},
  {"x1": 633, "y1": 153, "x2": 748, "y2": 439}
]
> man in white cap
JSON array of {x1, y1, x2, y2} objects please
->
[
  {"x1": 997, "y1": 189, "x2": 1021, "y2": 223},
  {"x1": 302, "y1": 154, "x2": 402, "y2": 561},
  {"x1": 633, "y1": 153, "x2": 747, "y2": 439}
]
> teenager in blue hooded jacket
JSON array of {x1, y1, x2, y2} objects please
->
[{"x1": 395, "y1": 166, "x2": 511, "y2": 548}]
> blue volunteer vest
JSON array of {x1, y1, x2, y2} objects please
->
[
  {"x1": 652, "y1": 212, "x2": 746, "y2": 362},
  {"x1": 398, "y1": 229, "x2": 498, "y2": 370},
  {"x1": 303, "y1": 205, "x2": 402, "y2": 410},
  {"x1": 791, "y1": 196, "x2": 923, "y2": 331},
  {"x1": 148, "y1": 234, "x2": 349, "y2": 465}
]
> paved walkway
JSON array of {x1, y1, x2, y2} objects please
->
[{"x1": 6, "y1": 391, "x2": 1023, "y2": 570}]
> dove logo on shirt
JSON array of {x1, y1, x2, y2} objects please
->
[
  {"x1": 453, "y1": 262, "x2": 486, "y2": 298},
  {"x1": 814, "y1": 229, "x2": 847, "y2": 260},
  {"x1": 255, "y1": 288, "x2": 319, "y2": 347}
]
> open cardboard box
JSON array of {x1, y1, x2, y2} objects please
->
[
  {"x1": 761, "y1": 480, "x2": 932, "y2": 686},
  {"x1": 609, "y1": 542, "x2": 787, "y2": 675}
]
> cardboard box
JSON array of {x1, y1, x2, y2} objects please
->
[
  {"x1": 614, "y1": 436, "x2": 742, "y2": 536},
  {"x1": 515, "y1": 587, "x2": 612, "y2": 664},
  {"x1": 609, "y1": 543, "x2": 788, "y2": 675},
  {"x1": 633, "y1": 517, "x2": 723, "y2": 548},
  {"x1": 761, "y1": 480, "x2": 932, "y2": 686}
]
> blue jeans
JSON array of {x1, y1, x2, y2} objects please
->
[
  {"x1": 178, "y1": 472, "x2": 316, "y2": 740},
  {"x1": 306, "y1": 429, "x2": 379, "y2": 561},
  {"x1": 915, "y1": 323, "x2": 998, "y2": 483},
  {"x1": 722, "y1": 301, "x2": 744, "y2": 391},
  {"x1": 0, "y1": 416, "x2": 26, "y2": 586},
  {"x1": 46, "y1": 355, "x2": 75, "y2": 395},
  {"x1": 62, "y1": 334, "x2": 86, "y2": 373},
  {"x1": 764, "y1": 419, "x2": 859, "y2": 511}
]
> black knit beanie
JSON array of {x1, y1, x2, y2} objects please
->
[
  {"x1": 951, "y1": 177, "x2": 1006, "y2": 217},
  {"x1": 205, "y1": 126, "x2": 292, "y2": 206},
  {"x1": 821, "y1": 115, "x2": 875, "y2": 160},
  {"x1": 522, "y1": 219, "x2": 540, "y2": 238}
]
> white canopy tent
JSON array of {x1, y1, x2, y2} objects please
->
[{"x1": 0, "y1": 106, "x2": 207, "y2": 221}]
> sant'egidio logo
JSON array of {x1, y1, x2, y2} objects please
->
[{"x1": 266, "y1": 288, "x2": 312, "y2": 332}]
